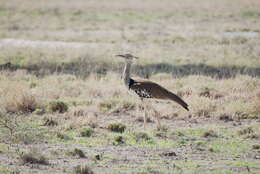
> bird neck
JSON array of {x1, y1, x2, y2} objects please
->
[{"x1": 123, "y1": 61, "x2": 132, "y2": 87}]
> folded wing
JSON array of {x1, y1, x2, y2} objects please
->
[{"x1": 130, "y1": 79, "x2": 189, "y2": 111}]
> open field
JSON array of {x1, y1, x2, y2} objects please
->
[{"x1": 0, "y1": 0, "x2": 260, "y2": 173}]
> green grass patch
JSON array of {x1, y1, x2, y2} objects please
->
[
  {"x1": 80, "y1": 128, "x2": 94, "y2": 137},
  {"x1": 226, "y1": 160, "x2": 260, "y2": 169},
  {"x1": 207, "y1": 160, "x2": 260, "y2": 174},
  {"x1": 174, "y1": 127, "x2": 212, "y2": 137},
  {"x1": 208, "y1": 138, "x2": 250, "y2": 155},
  {"x1": 0, "y1": 165, "x2": 13, "y2": 174},
  {"x1": 0, "y1": 143, "x2": 10, "y2": 153},
  {"x1": 174, "y1": 160, "x2": 200, "y2": 172},
  {"x1": 242, "y1": 10, "x2": 260, "y2": 18},
  {"x1": 0, "y1": 7, "x2": 9, "y2": 16}
]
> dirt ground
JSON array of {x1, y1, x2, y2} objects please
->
[{"x1": 1, "y1": 112, "x2": 259, "y2": 174}]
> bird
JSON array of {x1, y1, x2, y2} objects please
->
[{"x1": 116, "y1": 54, "x2": 189, "y2": 129}]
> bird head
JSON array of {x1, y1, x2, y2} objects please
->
[{"x1": 115, "y1": 54, "x2": 139, "y2": 62}]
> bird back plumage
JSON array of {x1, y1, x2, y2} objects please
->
[{"x1": 129, "y1": 78, "x2": 189, "y2": 111}]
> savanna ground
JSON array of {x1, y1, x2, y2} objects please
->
[{"x1": 0, "y1": 0, "x2": 260, "y2": 173}]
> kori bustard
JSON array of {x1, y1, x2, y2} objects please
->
[{"x1": 116, "y1": 54, "x2": 189, "y2": 128}]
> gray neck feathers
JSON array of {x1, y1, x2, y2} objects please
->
[{"x1": 123, "y1": 61, "x2": 131, "y2": 87}]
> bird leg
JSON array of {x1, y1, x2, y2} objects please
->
[
  {"x1": 140, "y1": 98, "x2": 147, "y2": 129},
  {"x1": 143, "y1": 100, "x2": 147, "y2": 129},
  {"x1": 153, "y1": 109, "x2": 161, "y2": 130},
  {"x1": 143, "y1": 105, "x2": 147, "y2": 129},
  {"x1": 146, "y1": 103, "x2": 161, "y2": 130}
]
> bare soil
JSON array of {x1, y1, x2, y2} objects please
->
[{"x1": 1, "y1": 112, "x2": 259, "y2": 174}]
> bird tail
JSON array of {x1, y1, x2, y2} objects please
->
[{"x1": 166, "y1": 91, "x2": 189, "y2": 111}]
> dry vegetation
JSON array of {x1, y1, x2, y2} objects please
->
[{"x1": 0, "y1": 0, "x2": 260, "y2": 173}]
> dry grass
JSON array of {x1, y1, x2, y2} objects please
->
[
  {"x1": 2, "y1": 89, "x2": 39, "y2": 114},
  {"x1": 0, "y1": 71, "x2": 259, "y2": 121},
  {"x1": 1, "y1": 0, "x2": 260, "y2": 42},
  {"x1": 62, "y1": 107, "x2": 98, "y2": 129},
  {"x1": 73, "y1": 165, "x2": 94, "y2": 174}
]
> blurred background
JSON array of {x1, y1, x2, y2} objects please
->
[{"x1": 0, "y1": 0, "x2": 260, "y2": 78}]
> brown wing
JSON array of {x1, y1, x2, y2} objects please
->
[{"x1": 130, "y1": 79, "x2": 189, "y2": 111}]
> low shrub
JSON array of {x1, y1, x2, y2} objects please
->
[
  {"x1": 48, "y1": 101, "x2": 68, "y2": 113},
  {"x1": 80, "y1": 128, "x2": 94, "y2": 137},
  {"x1": 20, "y1": 151, "x2": 48, "y2": 165},
  {"x1": 107, "y1": 122, "x2": 126, "y2": 133}
]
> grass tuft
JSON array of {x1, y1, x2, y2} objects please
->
[
  {"x1": 252, "y1": 144, "x2": 260, "y2": 150},
  {"x1": 135, "y1": 116, "x2": 153, "y2": 123},
  {"x1": 56, "y1": 132, "x2": 72, "y2": 141},
  {"x1": 133, "y1": 132, "x2": 152, "y2": 142},
  {"x1": 73, "y1": 164, "x2": 94, "y2": 174},
  {"x1": 33, "y1": 108, "x2": 45, "y2": 115},
  {"x1": 67, "y1": 148, "x2": 86, "y2": 158},
  {"x1": 238, "y1": 127, "x2": 254, "y2": 135},
  {"x1": 5, "y1": 91, "x2": 39, "y2": 113},
  {"x1": 198, "y1": 87, "x2": 223, "y2": 99},
  {"x1": 20, "y1": 151, "x2": 49, "y2": 165},
  {"x1": 208, "y1": 147, "x2": 220, "y2": 153},
  {"x1": 107, "y1": 122, "x2": 126, "y2": 133},
  {"x1": 203, "y1": 130, "x2": 218, "y2": 138},
  {"x1": 113, "y1": 135, "x2": 125, "y2": 145},
  {"x1": 80, "y1": 128, "x2": 94, "y2": 137},
  {"x1": 43, "y1": 117, "x2": 58, "y2": 126},
  {"x1": 48, "y1": 101, "x2": 68, "y2": 113},
  {"x1": 98, "y1": 99, "x2": 119, "y2": 112},
  {"x1": 156, "y1": 125, "x2": 169, "y2": 132},
  {"x1": 218, "y1": 114, "x2": 233, "y2": 122}
]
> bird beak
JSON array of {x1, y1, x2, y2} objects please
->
[
  {"x1": 115, "y1": 55, "x2": 125, "y2": 58},
  {"x1": 115, "y1": 54, "x2": 139, "y2": 59}
]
